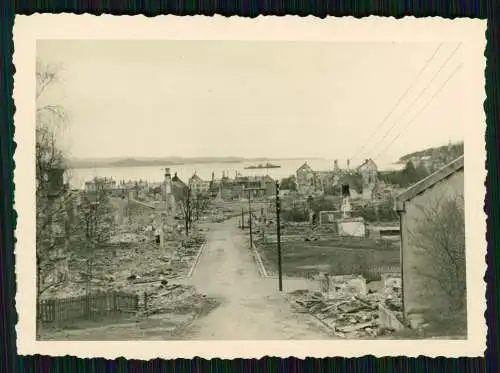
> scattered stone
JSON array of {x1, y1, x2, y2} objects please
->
[
  {"x1": 288, "y1": 273, "x2": 403, "y2": 339},
  {"x1": 337, "y1": 321, "x2": 376, "y2": 333}
]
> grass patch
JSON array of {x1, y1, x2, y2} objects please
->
[{"x1": 256, "y1": 239, "x2": 400, "y2": 277}]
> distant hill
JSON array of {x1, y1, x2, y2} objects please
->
[
  {"x1": 399, "y1": 142, "x2": 464, "y2": 163},
  {"x1": 65, "y1": 156, "x2": 321, "y2": 169},
  {"x1": 398, "y1": 141, "x2": 464, "y2": 172},
  {"x1": 66, "y1": 157, "x2": 246, "y2": 168},
  {"x1": 378, "y1": 141, "x2": 464, "y2": 188}
]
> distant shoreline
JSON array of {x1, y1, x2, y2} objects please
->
[{"x1": 66, "y1": 157, "x2": 325, "y2": 169}]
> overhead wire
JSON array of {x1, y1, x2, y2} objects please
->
[
  {"x1": 364, "y1": 42, "x2": 462, "y2": 159},
  {"x1": 350, "y1": 43, "x2": 443, "y2": 162},
  {"x1": 373, "y1": 63, "x2": 463, "y2": 161}
]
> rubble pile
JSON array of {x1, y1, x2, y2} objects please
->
[
  {"x1": 124, "y1": 279, "x2": 219, "y2": 321},
  {"x1": 181, "y1": 233, "x2": 206, "y2": 252},
  {"x1": 60, "y1": 228, "x2": 207, "y2": 301},
  {"x1": 288, "y1": 274, "x2": 404, "y2": 338},
  {"x1": 136, "y1": 282, "x2": 197, "y2": 314},
  {"x1": 110, "y1": 232, "x2": 148, "y2": 244},
  {"x1": 165, "y1": 232, "x2": 206, "y2": 270}
]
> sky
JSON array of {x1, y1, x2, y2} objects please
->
[{"x1": 37, "y1": 40, "x2": 464, "y2": 165}]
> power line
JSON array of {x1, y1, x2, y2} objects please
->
[
  {"x1": 351, "y1": 43, "x2": 443, "y2": 161},
  {"x1": 373, "y1": 63, "x2": 462, "y2": 161},
  {"x1": 364, "y1": 42, "x2": 462, "y2": 159}
]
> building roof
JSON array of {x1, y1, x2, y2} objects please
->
[
  {"x1": 297, "y1": 162, "x2": 313, "y2": 173},
  {"x1": 356, "y1": 158, "x2": 377, "y2": 171},
  {"x1": 262, "y1": 175, "x2": 275, "y2": 183},
  {"x1": 395, "y1": 155, "x2": 464, "y2": 211},
  {"x1": 189, "y1": 173, "x2": 203, "y2": 182},
  {"x1": 172, "y1": 173, "x2": 189, "y2": 199}
]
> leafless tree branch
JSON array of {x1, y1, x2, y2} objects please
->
[{"x1": 409, "y1": 193, "x2": 466, "y2": 311}]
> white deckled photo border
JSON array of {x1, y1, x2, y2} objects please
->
[{"x1": 13, "y1": 14, "x2": 487, "y2": 359}]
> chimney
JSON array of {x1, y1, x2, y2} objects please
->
[
  {"x1": 347, "y1": 159, "x2": 350, "y2": 169},
  {"x1": 164, "y1": 167, "x2": 172, "y2": 196},
  {"x1": 334, "y1": 159, "x2": 339, "y2": 170},
  {"x1": 212, "y1": 171, "x2": 215, "y2": 181},
  {"x1": 48, "y1": 168, "x2": 65, "y2": 195}
]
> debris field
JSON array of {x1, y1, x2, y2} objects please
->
[{"x1": 287, "y1": 274, "x2": 404, "y2": 338}]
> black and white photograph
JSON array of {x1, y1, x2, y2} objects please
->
[{"x1": 14, "y1": 15, "x2": 486, "y2": 358}]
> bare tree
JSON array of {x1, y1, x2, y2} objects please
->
[
  {"x1": 36, "y1": 192, "x2": 76, "y2": 297},
  {"x1": 177, "y1": 188, "x2": 212, "y2": 236},
  {"x1": 179, "y1": 187, "x2": 193, "y2": 236},
  {"x1": 35, "y1": 60, "x2": 72, "y2": 335},
  {"x1": 35, "y1": 61, "x2": 66, "y2": 286},
  {"x1": 35, "y1": 60, "x2": 68, "y2": 190},
  {"x1": 75, "y1": 179, "x2": 116, "y2": 299},
  {"x1": 410, "y1": 194, "x2": 466, "y2": 312},
  {"x1": 192, "y1": 192, "x2": 211, "y2": 221}
]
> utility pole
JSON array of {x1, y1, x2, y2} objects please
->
[
  {"x1": 195, "y1": 195, "x2": 200, "y2": 221},
  {"x1": 241, "y1": 208, "x2": 244, "y2": 229},
  {"x1": 276, "y1": 180, "x2": 283, "y2": 291},
  {"x1": 248, "y1": 188, "x2": 253, "y2": 248},
  {"x1": 185, "y1": 187, "x2": 191, "y2": 236},
  {"x1": 127, "y1": 187, "x2": 131, "y2": 224}
]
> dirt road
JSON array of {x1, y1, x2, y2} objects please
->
[{"x1": 179, "y1": 218, "x2": 330, "y2": 340}]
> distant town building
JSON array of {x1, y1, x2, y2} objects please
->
[
  {"x1": 357, "y1": 158, "x2": 378, "y2": 200},
  {"x1": 161, "y1": 168, "x2": 177, "y2": 216},
  {"x1": 296, "y1": 159, "x2": 378, "y2": 199},
  {"x1": 261, "y1": 175, "x2": 277, "y2": 197},
  {"x1": 395, "y1": 155, "x2": 465, "y2": 330},
  {"x1": 296, "y1": 162, "x2": 322, "y2": 196},
  {"x1": 84, "y1": 176, "x2": 117, "y2": 192},
  {"x1": 188, "y1": 173, "x2": 210, "y2": 195},
  {"x1": 172, "y1": 171, "x2": 189, "y2": 213},
  {"x1": 208, "y1": 174, "x2": 277, "y2": 201}
]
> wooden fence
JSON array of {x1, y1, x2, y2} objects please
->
[{"x1": 38, "y1": 291, "x2": 139, "y2": 324}]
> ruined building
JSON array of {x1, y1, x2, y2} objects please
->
[{"x1": 296, "y1": 159, "x2": 379, "y2": 200}]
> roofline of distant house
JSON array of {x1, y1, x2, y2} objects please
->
[{"x1": 395, "y1": 155, "x2": 464, "y2": 212}]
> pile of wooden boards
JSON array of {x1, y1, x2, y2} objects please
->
[
  {"x1": 142, "y1": 283, "x2": 198, "y2": 316},
  {"x1": 288, "y1": 285, "x2": 403, "y2": 338}
]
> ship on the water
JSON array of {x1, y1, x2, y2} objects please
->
[{"x1": 244, "y1": 162, "x2": 281, "y2": 170}]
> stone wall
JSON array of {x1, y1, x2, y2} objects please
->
[{"x1": 320, "y1": 274, "x2": 368, "y2": 299}]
